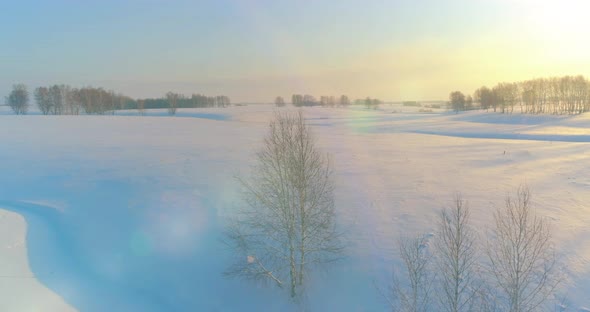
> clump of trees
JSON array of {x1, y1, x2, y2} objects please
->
[
  {"x1": 340, "y1": 95, "x2": 351, "y2": 106},
  {"x1": 448, "y1": 92, "x2": 474, "y2": 113},
  {"x1": 274, "y1": 96, "x2": 286, "y2": 107},
  {"x1": 319, "y1": 96, "x2": 333, "y2": 107},
  {"x1": 291, "y1": 94, "x2": 304, "y2": 106},
  {"x1": 452, "y1": 75, "x2": 590, "y2": 114},
  {"x1": 33, "y1": 85, "x2": 131, "y2": 115},
  {"x1": 6, "y1": 84, "x2": 29, "y2": 115},
  {"x1": 6, "y1": 83, "x2": 133, "y2": 115},
  {"x1": 364, "y1": 97, "x2": 381, "y2": 109},
  {"x1": 352, "y1": 97, "x2": 381, "y2": 109},
  {"x1": 147, "y1": 92, "x2": 232, "y2": 115},
  {"x1": 291, "y1": 94, "x2": 320, "y2": 107},
  {"x1": 384, "y1": 186, "x2": 561, "y2": 311},
  {"x1": 289, "y1": 94, "x2": 369, "y2": 108},
  {"x1": 3, "y1": 83, "x2": 232, "y2": 115},
  {"x1": 141, "y1": 93, "x2": 231, "y2": 115},
  {"x1": 225, "y1": 110, "x2": 343, "y2": 300},
  {"x1": 449, "y1": 91, "x2": 466, "y2": 113}
]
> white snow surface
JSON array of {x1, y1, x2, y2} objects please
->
[
  {"x1": 1, "y1": 105, "x2": 590, "y2": 310},
  {"x1": 0, "y1": 211, "x2": 76, "y2": 311}
]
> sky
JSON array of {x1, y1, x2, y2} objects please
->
[{"x1": 1, "y1": 0, "x2": 590, "y2": 102}]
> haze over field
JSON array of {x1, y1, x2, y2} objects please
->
[
  {"x1": 2, "y1": 0, "x2": 590, "y2": 311},
  {"x1": 2, "y1": 0, "x2": 590, "y2": 102}
]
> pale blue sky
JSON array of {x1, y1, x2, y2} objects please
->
[{"x1": 1, "y1": 0, "x2": 589, "y2": 102}]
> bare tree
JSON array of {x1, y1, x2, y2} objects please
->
[
  {"x1": 474, "y1": 87, "x2": 493, "y2": 111},
  {"x1": 434, "y1": 194, "x2": 480, "y2": 312},
  {"x1": 274, "y1": 96, "x2": 286, "y2": 107},
  {"x1": 225, "y1": 110, "x2": 342, "y2": 299},
  {"x1": 339, "y1": 95, "x2": 350, "y2": 107},
  {"x1": 449, "y1": 91, "x2": 466, "y2": 113},
  {"x1": 48, "y1": 85, "x2": 66, "y2": 115},
  {"x1": 365, "y1": 97, "x2": 373, "y2": 109},
  {"x1": 34, "y1": 86, "x2": 52, "y2": 115},
  {"x1": 64, "y1": 85, "x2": 80, "y2": 115},
  {"x1": 137, "y1": 99, "x2": 145, "y2": 115},
  {"x1": 466, "y1": 75, "x2": 590, "y2": 115},
  {"x1": 465, "y1": 95, "x2": 473, "y2": 110},
  {"x1": 166, "y1": 92, "x2": 178, "y2": 115},
  {"x1": 109, "y1": 90, "x2": 117, "y2": 115},
  {"x1": 327, "y1": 96, "x2": 336, "y2": 108},
  {"x1": 6, "y1": 84, "x2": 29, "y2": 115},
  {"x1": 303, "y1": 94, "x2": 317, "y2": 106},
  {"x1": 291, "y1": 94, "x2": 303, "y2": 107},
  {"x1": 486, "y1": 185, "x2": 560, "y2": 312},
  {"x1": 386, "y1": 234, "x2": 434, "y2": 312}
]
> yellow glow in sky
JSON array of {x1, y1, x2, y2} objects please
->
[{"x1": 2, "y1": 0, "x2": 590, "y2": 101}]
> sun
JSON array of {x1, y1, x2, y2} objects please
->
[{"x1": 524, "y1": 0, "x2": 590, "y2": 39}]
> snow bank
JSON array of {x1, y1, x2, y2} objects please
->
[{"x1": 0, "y1": 210, "x2": 75, "y2": 311}]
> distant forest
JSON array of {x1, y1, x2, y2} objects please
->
[
  {"x1": 3, "y1": 83, "x2": 384, "y2": 115},
  {"x1": 3, "y1": 84, "x2": 232, "y2": 115},
  {"x1": 280, "y1": 94, "x2": 381, "y2": 109},
  {"x1": 449, "y1": 75, "x2": 590, "y2": 114},
  {"x1": 5, "y1": 75, "x2": 590, "y2": 116}
]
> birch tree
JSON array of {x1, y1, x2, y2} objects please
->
[
  {"x1": 166, "y1": 92, "x2": 178, "y2": 115},
  {"x1": 6, "y1": 84, "x2": 29, "y2": 115},
  {"x1": 137, "y1": 99, "x2": 145, "y2": 115},
  {"x1": 274, "y1": 96, "x2": 286, "y2": 107},
  {"x1": 486, "y1": 185, "x2": 560, "y2": 312},
  {"x1": 225, "y1": 110, "x2": 343, "y2": 299},
  {"x1": 35, "y1": 86, "x2": 52, "y2": 115},
  {"x1": 434, "y1": 194, "x2": 480, "y2": 312},
  {"x1": 386, "y1": 234, "x2": 434, "y2": 312}
]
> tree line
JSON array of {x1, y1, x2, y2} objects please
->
[
  {"x1": 5, "y1": 84, "x2": 390, "y2": 115},
  {"x1": 3, "y1": 83, "x2": 231, "y2": 115},
  {"x1": 145, "y1": 93, "x2": 231, "y2": 112},
  {"x1": 34, "y1": 85, "x2": 134, "y2": 115},
  {"x1": 449, "y1": 75, "x2": 590, "y2": 114},
  {"x1": 281, "y1": 94, "x2": 381, "y2": 109}
]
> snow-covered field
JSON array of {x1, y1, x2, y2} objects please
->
[{"x1": 1, "y1": 105, "x2": 590, "y2": 311}]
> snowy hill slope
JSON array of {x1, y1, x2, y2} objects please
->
[{"x1": 1, "y1": 106, "x2": 589, "y2": 310}]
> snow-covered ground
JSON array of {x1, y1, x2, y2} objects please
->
[
  {"x1": 1, "y1": 105, "x2": 589, "y2": 310},
  {"x1": 0, "y1": 210, "x2": 76, "y2": 311}
]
